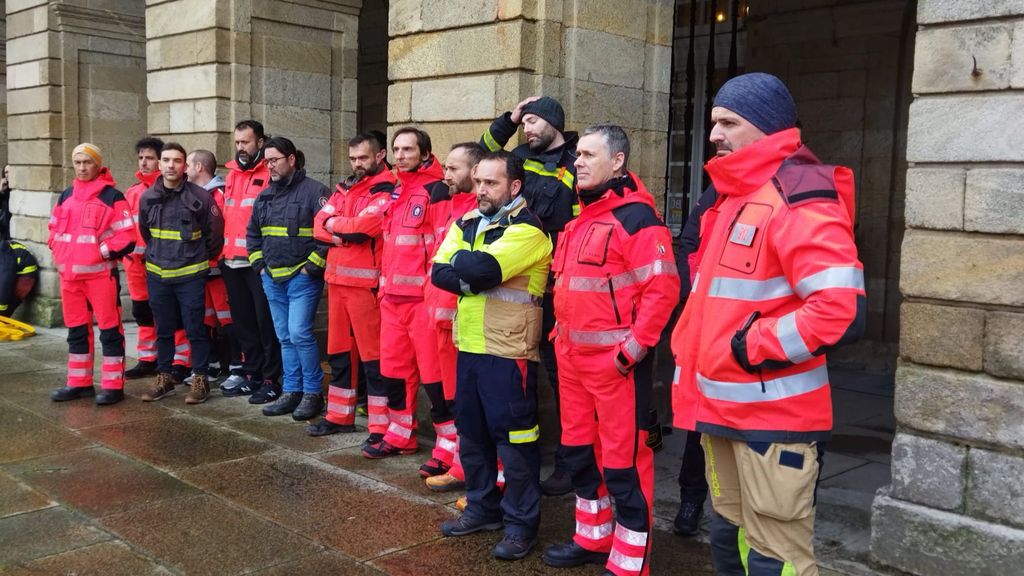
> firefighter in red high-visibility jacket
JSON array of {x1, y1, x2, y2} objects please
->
[
  {"x1": 672, "y1": 73, "x2": 866, "y2": 576},
  {"x1": 542, "y1": 125, "x2": 679, "y2": 576},
  {"x1": 48, "y1": 143, "x2": 136, "y2": 406}
]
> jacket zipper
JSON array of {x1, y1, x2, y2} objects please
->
[
  {"x1": 607, "y1": 273, "x2": 622, "y2": 325},
  {"x1": 370, "y1": 238, "x2": 376, "y2": 267}
]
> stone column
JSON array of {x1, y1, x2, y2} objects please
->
[
  {"x1": 870, "y1": 2, "x2": 1024, "y2": 574},
  {"x1": 387, "y1": 0, "x2": 674, "y2": 203},
  {"x1": 0, "y1": 2, "x2": 7, "y2": 168},
  {"x1": 6, "y1": 0, "x2": 146, "y2": 326},
  {"x1": 145, "y1": 0, "x2": 361, "y2": 186}
]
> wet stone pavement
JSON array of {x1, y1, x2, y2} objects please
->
[{"x1": 0, "y1": 328, "x2": 886, "y2": 575}]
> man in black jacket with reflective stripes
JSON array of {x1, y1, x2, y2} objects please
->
[
  {"x1": 138, "y1": 142, "x2": 224, "y2": 405},
  {"x1": 247, "y1": 136, "x2": 330, "y2": 421},
  {"x1": 481, "y1": 95, "x2": 579, "y2": 495}
]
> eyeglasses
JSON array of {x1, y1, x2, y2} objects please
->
[{"x1": 265, "y1": 155, "x2": 287, "y2": 167}]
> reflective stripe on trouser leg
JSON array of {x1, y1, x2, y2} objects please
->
[
  {"x1": 747, "y1": 542, "x2": 801, "y2": 576},
  {"x1": 363, "y1": 360, "x2": 388, "y2": 435},
  {"x1": 326, "y1": 352, "x2": 356, "y2": 425},
  {"x1": 381, "y1": 375, "x2": 418, "y2": 449},
  {"x1": 172, "y1": 330, "x2": 191, "y2": 366},
  {"x1": 137, "y1": 323, "x2": 157, "y2": 362},
  {"x1": 432, "y1": 419, "x2": 458, "y2": 466},
  {"x1": 66, "y1": 324, "x2": 94, "y2": 387},
  {"x1": 574, "y1": 490, "x2": 614, "y2": 551}
]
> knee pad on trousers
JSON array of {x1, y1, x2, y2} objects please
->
[
  {"x1": 67, "y1": 324, "x2": 90, "y2": 354},
  {"x1": 747, "y1": 547, "x2": 788, "y2": 575},
  {"x1": 328, "y1": 352, "x2": 353, "y2": 387},
  {"x1": 604, "y1": 467, "x2": 650, "y2": 531},
  {"x1": 382, "y1": 376, "x2": 407, "y2": 410},
  {"x1": 131, "y1": 299, "x2": 154, "y2": 326},
  {"x1": 98, "y1": 327, "x2": 125, "y2": 357},
  {"x1": 423, "y1": 381, "x2": 450, "y2": 422},
  {"x1": 562, "y1": 445, "x2": 603, "y2": 500},
  {"x1": 709, "y1": 513, "x2": 746, "y2": 576}
]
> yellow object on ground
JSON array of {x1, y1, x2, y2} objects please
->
[{"x1": 0, "y1": 316, "x2": 36, "y2": 341}]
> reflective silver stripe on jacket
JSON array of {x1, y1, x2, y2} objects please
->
[
  {"x1": 696, "y1": 363, "x2": 829, "y2": 403},
  {"x1": 777, "y1": 311, "x2": 813, "y2": 364},
  {"x1": 390, "y1": 274, "x2": 426, "y2": 286},
  {"x1": 568, "y1": 328, "x2": 630, "y2": 346},
  {"x1": 794, "y1": 266, "x2": 864, "y2": 299},
  {"x1": 568, "y1": 260, "x2": 677, "y2": 293},
  {"x1": 394, "y1": 233, "x2": 433, "y2": 246},
  {"x1": 241, "y1": 198, "x2": 256, "y2": 207},
  {"x1": 335, "y1": 266, "x2": 380, "y2": 279},
  {"x1": 707, "y1": 276, "x2": 794, "y2": 301}
]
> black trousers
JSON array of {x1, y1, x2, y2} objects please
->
[
  {"x1": 147, "y1": 275, "x2": 209, "y2": 375},
  {"x1": 220, "y1": 264, "x2": 281, "y2": 382},
  {"x1": 679, "y1": 430, "x2": 709, "y2": 504}
]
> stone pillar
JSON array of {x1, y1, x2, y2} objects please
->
[
  {"x1": 387, "y1": 0, "x2": 674, "y2": 203},
  {"x1": 0, "y1": 2, "x2": 7, "y2": 169},
  {"x1": 6, "y1": 0, "x2": 146, "y2": 326},
  {"x1": 146, "y1": 0, "x2": 361, "y2": 186},
  {"x1": 870, "y1": 2, "x2": 1024, "y2": 574}
]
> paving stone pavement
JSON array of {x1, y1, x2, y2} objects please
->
[{"x1": 0, "y1": 328, "x2": 887, "y2": 575}]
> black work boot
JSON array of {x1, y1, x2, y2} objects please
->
[
  {"x1": 540, "y1": 468, "x2": 573, "y2": 496},
  {"x1": 51, "y1": 386, "x2": 96, "y2": 402},
  {"x1": 440, "y1": 514, "x2": 503, "y2": 537},
  {"x1": 673, "y1": 500, "x2": 704, "y2": 536},
  {"x1": 124, "y1": 360, "x2": 157, "y2": 380},
  {"x1": 542, "y1": 541, "x2": 609, "y2": 568},
  {"x1": 95, "y1": 388, "x2": 125, "y2": 406},
  {"x1": 493, "y1": 533, "x2": 537, "y2": 561},
  {"x1": 307, "y1": 419, "x2": 356, "y2": 437},
  {"x1": 262, "y1": 392, "x2": 303, "y2": 416},
  {"x1": 291, "y1": 393, "x2": 324, "y2": 421}
]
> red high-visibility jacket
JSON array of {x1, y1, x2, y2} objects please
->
[
  {"x1": 425, "y1": 191, "x2": 478, "y2": 328},
  {"x1": 123, "y1": 170, "x2": 160, "y2": 260},
  {"x1": 48, "y1": 168, "x2": 135, "y2": 281},
  {"x1": 379, "y1": 156, "x2": 447, "y2": 298},
  {"x1": 671, "y1": 128, "x2": 866, "y2": 443},
  {"x1": 313, "y1": 168, "x2": 397, "y2": 288},
  {"x1": 222, "y1": 159, "x2": 270, "y2": 264},
  {"x1": 552, "y1": 172, "x2": 680, "y2": 371}
]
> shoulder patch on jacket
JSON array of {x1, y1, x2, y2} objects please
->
[
  {"x1": 370, "y1": 181, "x2": 396, "y2": 195},
  {"x1": 612, "y1": 202, "x2": 665, "y2": 236},
  {"x1": 427, "y1": 181, "x2": 451, "y2": 204},
  {"x1": 97, "y1": 186, "x2": 126, "y2": 207},
  {"x1": 773, "y1": 150, "x2": 839, "y2": 208}
]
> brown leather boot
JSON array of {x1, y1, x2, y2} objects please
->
[
  {"x1": 185, "y1": 374, "x2": 209, "y2": 405},
  {"x1": 140, "y1": 373, "x2": 176, "y2": 402}
]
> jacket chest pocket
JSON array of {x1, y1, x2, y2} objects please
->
[
  {"x1": 286, "y1": 204, "x2": 301, "y2": 236},
  {"x1": 576, "y1": 222, "x2": 614, "y2": 266},
  {"x1": 82, "y1": 203, "x2": 103, "y2": 230},
  {"x1": 179, "y1": 209, "x2": 200, "y2": 241},
  {"x1": 402, "y1": 198, "x2": 427, "y2": 229},
  {"x1": 528, "y1": 178, "x2": 560, "y2": 220},
  {"x1": 719, "y1": 203, "x2": 773, "y2": 274}
]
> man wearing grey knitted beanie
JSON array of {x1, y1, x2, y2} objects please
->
[{"x1": 670, "y1": 72, "x2": 866, "y2": 576}]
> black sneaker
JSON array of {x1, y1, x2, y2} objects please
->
[
  {"x1": 541, "y1": 541, "x2": 609, "y2": 568},
  {"x1": 248, "y1": 380, "x2": 280, "y2": 405},
  {"x1": 361, "y1": 433, "x2": 384, "y2": 451},
  {"x1": 493, "y1": 533, "x2": 537, "y2": 560},
  {"x1": 292, "y1": 393, "x2": 324, "y2": 421},
  {"x1": 207, "y1": 362, "x2": 224, "y2": 380},
  {"x1": 220, "y1": 374, "x2": 255, "y2": 396},
  {"x1": 673, "y1": 500, "x2": 704, "y2": 537},
  {"x1": 540, "y1": 468, "x2": 573, "y2": 496},
  {"x1": 124, "y1": 360, "x2": 157, "y2": 380},
  {"x1": 262, "y1": 392, "x2": 303, "y2": 416},
  {"x1": 307, "y1": 419, "x2": 356, "y2": 437},
  {"x1": 440, "y1": 514, "x2": 503, "y2": 537}
]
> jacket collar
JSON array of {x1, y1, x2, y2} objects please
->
[
  {"x1": 461, "y1": 194, "x2": 526, "y2": 228},
  {"x1": 517, "y1": 131, "x2": 579, "y2": 167},
  {"x1": 576, "y1": 172, "x2": 655, "y2": 214},
  {"x1": 395, "y1": 155, "x2": 444, "y2": 191},
  {"x1": 204, "y1": 174, "x2": 226, "y2": 191},
  {"x1": 135, "y1": 170, "x2": 160, "y2": 189},
  {"x1": 72, "y1": 168, "x2": 117, "y2": 199},
  {"x1": 704, "y1": 128, "x2": 801, "y2": 198},
  {"x1": 268, "y1": 169, "x2": 306, "y2": 194},
  {"x1": 339, "y1": 165, "x2": 395, "y2": 193}
]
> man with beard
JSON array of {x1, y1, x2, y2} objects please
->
[
  {"x1": 122, "y1": 137, "x2": 193, "y2": 381},
  {"x1": 309, "y1": 132, "x2": 396, "y2": 436},
  {"x1": 220, "y1": 120, "x2": 283, "y2": 403},
  {"x1": 422, "y1": 141, "x2": 486, "y2": 488},
  {"x1": 363, "y1": 127, "x2": 449, "y2": 461},
  {"x1": 138, "y1": 143, "x2": 224, "y2": 405},
  {"x1": 248, "y1": 137, "x2": 329, "y2": 421},
  {"x1": 432, "y1": 150, "x2": 551, "y2": 560},
  {"x1": 482, "y1": 96, "x2": 578, "y2": 496}
]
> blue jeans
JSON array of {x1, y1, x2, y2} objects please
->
[{"x1": 261, "y1": 271, "x2": 324, "y2": 394}]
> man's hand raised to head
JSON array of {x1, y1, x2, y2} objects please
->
[{"x1": 510, "y1": 96, "x2": 542, "y2": 124}]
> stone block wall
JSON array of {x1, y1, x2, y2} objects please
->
[
  {"x1": 745, "y1": 0, "x2": 915, "y2": 344},
  {"x1": 387, "y1": 0, "x2": 674, "y2": 203},
  {"x1": 146, "y1": 0, "x2": 360, "y2": 186},
  {"x1": 6, "y1": 0, "x2": 146, "y2": 326},
  {"x1": 870, "y1": 2, "x2": 1024, "y2": 574},
  {"x1": 0, "y1": 5, "x2": 7, "y2": 169}
]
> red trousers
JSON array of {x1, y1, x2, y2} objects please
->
[
  {"x1": 60, "y1": 273, "x2": 125, "y2": 390},
  {"x1": 379, "y1": 297, "x2": 441, "y2": 450},
  {"x1": 557, "y1": 340, "x2": 654, "y2": 576},
  {"x1": 204, "y1": 276, "x2": 232, "y2": 327},
  {"x1": 326, "y1": 284, "x2": 381, "y2": 427}
]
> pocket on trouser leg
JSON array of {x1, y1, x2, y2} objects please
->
[{"x1": 739, "y1": 442, "x2": 817, "y2": 522}]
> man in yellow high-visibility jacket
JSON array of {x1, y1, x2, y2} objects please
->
[{"x1": 431, "y1": 150, "x2": 552, "y2": 561}]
